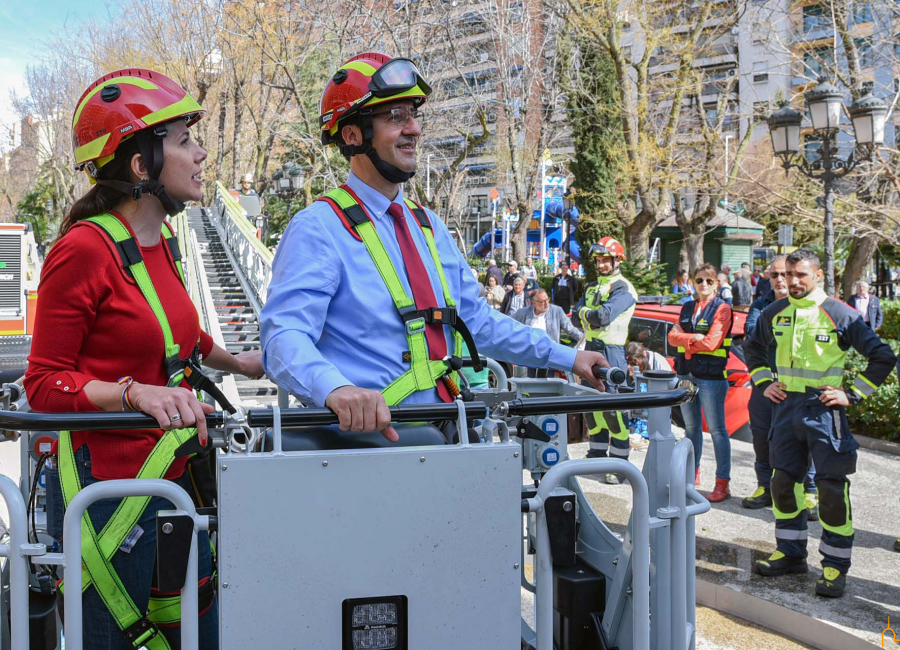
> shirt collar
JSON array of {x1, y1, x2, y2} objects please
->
[
  {"x1": 789, "y1": 287, "x2": 827, "y2": 309},
  {"x1": 345, "y1": 171, "x2": 405, "y2": 222}
]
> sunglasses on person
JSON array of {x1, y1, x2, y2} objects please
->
[
  {"x1": 369, "y1": 106, "x2": 423, "y2": 127},
  {"x1": 694, "y1": 277, "x2": 716, "y2": 285},
  {"x1": 769, "y1": 271, "x2": 787, "y2": 278}
]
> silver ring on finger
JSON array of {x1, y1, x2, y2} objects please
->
[{"x1": 170, "y1": 413, "x2": 182, "y2": 423}]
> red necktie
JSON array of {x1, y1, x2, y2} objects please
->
[{"x1": 387, "y1": 202, "x2": 452, "y2": 402}]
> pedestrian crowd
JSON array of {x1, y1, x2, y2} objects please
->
[{"x1": 478, "y1": 243, "x2": 897, "y2": 600}]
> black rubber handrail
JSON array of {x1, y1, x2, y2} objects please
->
[
  {"x1": 0, "y1": 411, "x2": 228, "y2": 432},
  {"x1": 0, "y1": 389, "x2": 690, "y2": 431}
]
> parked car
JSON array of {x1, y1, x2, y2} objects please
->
[{"x1": 628, "y1": 303, "x2": 751, "y2": 438}]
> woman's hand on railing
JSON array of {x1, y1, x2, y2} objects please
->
[{"x1": 128, "y1": 384, "x2": 215, "y2": 444}]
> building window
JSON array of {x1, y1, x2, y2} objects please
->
[
  {"x1": 803, "y1": 4, "x2": 829, "y2": 34},
  {"x1": 804, "y1": 134, "x2": 822, "y2": 161},
  {"x1": 861, "y1": 81, "x2": 874, "y2": 95},
  {"x1": 804, "y1": 46, "x2": 833, "y2": 78},
  {"x1": 850, "y1": 1, "x2": 873, "y2": 25},
  {"x1": 752, "y1": 61, "x2": 768, "y2": 83},
  {"x1": 753, "y1": 101, "x2": 770, "y2": 122},
  {"x1": 855, "y1": 37, "x2": 874, "y2": 68}
]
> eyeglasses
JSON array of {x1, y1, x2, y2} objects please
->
[
  {"x1": 369, "y1": 106, "x2": 422, "y2": 127},
  {"x1": 534, "y1": 299, "x2": 550, "y2": 305},
  {"x1": 694, "y1": 277, "x2": 716, "y2": 285}
]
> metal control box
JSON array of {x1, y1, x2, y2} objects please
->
[{"x1": 217, "y1": 442, "x2": 522, "y2": 649}]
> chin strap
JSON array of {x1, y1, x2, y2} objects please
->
[
  {"x1": 339, "y1": 110, "x2": 417, "y2": 184},
  {"x1": 95, "y1": 124, "x2": 186, "y2": 217}
]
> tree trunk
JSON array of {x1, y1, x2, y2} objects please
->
[
  {"x1": 624, "y1": 211, "x2": 655, "y2": 263},
  {"x1": 841, "y1": 230, "x2": 879, "y2": 300},
  {"x1": 214, "y1": 92, "x2": 227, "y2": 190},
  {"x1": 510, "y1": 202, "x2": 529, "y2": 262},
  {"x1": 231, "y1": 84, "x2": 244, "y2": 188}
]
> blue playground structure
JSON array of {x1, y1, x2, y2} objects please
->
[{"x1": 467, "y1": 199, "x2": 581, "y2": 262}]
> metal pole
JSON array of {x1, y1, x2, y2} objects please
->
[
  {"x1": 63, "y1": 480, "x2": 205, "y2": 650},
  {"x1": 490, "y1": 200, "x2": 497, "y2": 261},
  {"x1": 823, "y1": 159, "x2": 836, "y2": 297},
  {"x1": 0, "y1": 476, "x2": 30, "y2": 650},
  {"x1": 539, "y1": 159, "x2": 547, "y2": 263},
  {"x1": 723, "y1": 134, "x2": 732, "y2": 208}
]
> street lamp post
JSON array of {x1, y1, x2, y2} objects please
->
[
  {"x1": 562, "y1": 188, "x2": 574, "y2": 268},
  {"x1": 767, "y1": 79, "x2": 888, "y2": 296}
]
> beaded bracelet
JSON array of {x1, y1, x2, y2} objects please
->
[{"x1": 117, "y1": 376, "x2": 135, "y2": 412}]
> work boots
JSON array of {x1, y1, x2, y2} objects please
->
[
  {"x1": 753, "y1": 551, "x2": 808, "y2": 576},
  {"x1": 741, "y1": 486, "x2": 773, "y2": 509},
  {"x1": 815, "y1": 567, "x2": 846, "y2": 598},
  {"x1": 894, "y1": 538, "x2": 900, "y2": 552},
  {"x1": 708, "y1": 478, "x2": 730, "y2": 502}
]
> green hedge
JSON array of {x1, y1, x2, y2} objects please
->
[
  {"x1": 842, "y1": 340, "x2": 900, "y2": 440},
  {"x1": 880, "y1": 300, "x2": 900, "y2": 340}
]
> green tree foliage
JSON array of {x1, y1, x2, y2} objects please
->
[
  {"x1": 561, "y1": 34, "x2": 624, "y2": 284},
  {"x1": 15, "y1": 170, "x2": 57, "y2": 244},
  {"x1": 842, "y1": 341, "x2": 900, "y2": 440}
]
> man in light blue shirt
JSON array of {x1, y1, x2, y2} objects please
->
[{"x1": 261, "y1": 52, "x2": 607, "y2": 441}]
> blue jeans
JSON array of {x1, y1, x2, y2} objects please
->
[
  {"x1": 679, "y1": 375, "x2": 731, "y2": 480},
  {"x1": 46, "y1": 445, "x2": 219, "y2": 649}
]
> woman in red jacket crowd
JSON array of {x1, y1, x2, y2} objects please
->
[
  {"x1": 667, "y1": 263, "x2": 734, "y2": 503},
  {"x1": 25, "y1": 69, "x2": 262, "y2": 649}
]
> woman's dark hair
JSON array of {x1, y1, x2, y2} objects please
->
[
  {"x1": 486, "y1": 275, "x2": 498, "y2": 286},
  {"x1": 625, "y1": 341, "x2": 648, "y2": 371},
  {"x1": 58, "y1": 136, "x2": 141, "y2": 238}
]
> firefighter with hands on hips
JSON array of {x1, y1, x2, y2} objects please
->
[
  {"x1": 741, "y1": 256, "x2": 818, "y2": 517},
  {"x1": 745, "y1": 248, "x2": 896, "y2": 598},
  {"x1": 260, "y1": 52, "x2": 610, "y2": 441},
  {"x1": 571, "y1": 237, "x2": 638, "y2": 483}
]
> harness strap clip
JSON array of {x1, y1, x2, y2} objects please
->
[{"x1": 123, "y1": 616, "x2": 160, "y2": 648}]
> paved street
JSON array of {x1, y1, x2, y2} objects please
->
[{"x1": 569, "y1": 431, "x2": 900, "y2": 648}]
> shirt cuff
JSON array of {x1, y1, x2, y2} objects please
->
[
  {"x1": 547, "y1": 343, "x2": 578, "y2": 372},
  {"x1": 310, "y1": 368, "x2": 355, "y2": 407}
]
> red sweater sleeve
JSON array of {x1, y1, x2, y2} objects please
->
[{"x1": 25, "y1": 231, "x2": 110, "y2": 412}]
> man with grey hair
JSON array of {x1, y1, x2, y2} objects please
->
[
  {"x1": 512, "y1": 289, "x2": 583, "y2": 377},
  {"x1": 846, "y1": 280, "x2": 883, "y2": 330}
]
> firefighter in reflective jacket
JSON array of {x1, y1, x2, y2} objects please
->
[
  {"x1": 572, "y1": 238, "x2": 638, "y2": 481},
  {"x1": 745, "y1": 249, "x2": 896, "y2": 598}
]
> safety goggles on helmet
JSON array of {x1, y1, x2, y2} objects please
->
[
  {"x1": 589, "y1": 243, "x2": 614, "y2": 258},
  {"x1": 369, "y1": 58, "x2": 432, "y2": 99}
]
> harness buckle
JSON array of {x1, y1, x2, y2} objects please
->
[
  {"x1": 165, "y1": 354, "x2": 187, "y2": 386},
  {"x1": 405, "y1": 316, "x2": 426, "y2": 336},
  {"x1": 123, "y1": 616, "x2": 160, "y2": 648}
]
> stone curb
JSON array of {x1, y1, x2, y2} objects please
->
[
  {"x1": 855, "y1": 434, "x2": 900, "y2": 456},
  {"x1": 696, "y1": 579, "x2": 880, "y2": 650}
]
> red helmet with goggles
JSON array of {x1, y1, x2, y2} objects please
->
[
  {"x1": 589, "y1": 237, "x2": 627, "y2": 260},
  {"x1": 319, "y1": 52, "x2": 431, "y2": 147}
]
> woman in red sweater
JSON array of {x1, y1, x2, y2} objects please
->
[
  {"x1": 25, "y1": 69, "x2": 262, "y2": 649},
  {"x1": 667, "y1": 263, "x2": 733, "y2": 503}
]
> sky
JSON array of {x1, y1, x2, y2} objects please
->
[{"x1": 0, "y1": 0, "x2": 111, "y2": 150}]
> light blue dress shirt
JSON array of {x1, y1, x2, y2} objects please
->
[{"x1": 260, "y1": 172, "x2": 577, "y2": 406}]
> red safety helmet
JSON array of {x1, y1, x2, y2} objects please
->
[
  {"x1": 72, "y1": 68, "x2": 204, "y2": 179},
  {"x1": 589, "y1": 237, "x2": 627, "y2": 260},
  {"x1": 319, "y1": 52, "x2": 431, "y2": 147}
]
